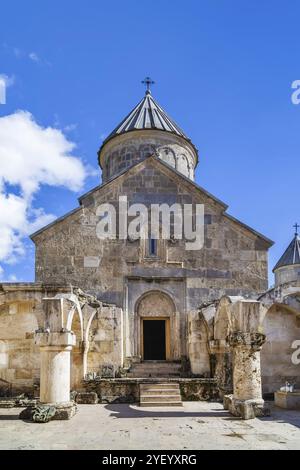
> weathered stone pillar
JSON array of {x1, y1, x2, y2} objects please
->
[
  {"x1": 19, "y1": 329, "x2": 77, "y2": 422},
  {"x1": 225, "y1": 331, "x2": 269, "y2": 419},
  {"x1": 37, "y1": 331, "x2": 76, "y2": 404},
  {"x1": 82, "y1": 339, "x2": 90, "y2": 380}
]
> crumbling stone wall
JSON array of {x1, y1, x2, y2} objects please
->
[
  {"x1": 84, "y1": 305, "x2": 123, "y2": 382},
  {"x1": 0, "y1": 286, "x2": 45, "y2": 395},
  {"x1": 83, "y1": 378, "x2": 218, "y2": 403},
  {"x1": 0, "y1": 285, "x2": 124, "y2": 395},
  {"x1": 188, "y1": 311, "x2": 210, "y2": 376},
  {"x1": 261, "y1": 304, "x2": 300, "y2": 394}
]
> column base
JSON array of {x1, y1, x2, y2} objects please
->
[
  {"x1": 19, "y1": 401, "x2": 77, "y2": 422},
  {"x1": 223, "y1": 394, "x2": 270, "y2": 420}
]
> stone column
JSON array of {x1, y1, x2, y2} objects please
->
[
  {"x1": 82, "y1": 339, "x2": 91, "y2": 380},
  {"x1": 37, "y1": 332, "x2": 75, "y2": 404},
  {"x1": 225, "y1": 331, "x2": 269, "y2": 419},
  {"x1": 35, "y1": 331, "x2": 76, "y2": 420}
]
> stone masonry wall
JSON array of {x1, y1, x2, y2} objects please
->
[
  {"x1": 0, "y1": 287, "x2": 45, "y2": 396},
  {"x1": 0, "y1": 285, "x2": 124, "y2": 395},
  {"x1": 100, "y1": 130, "x2": 196, "y2": 182},
  {"x1": 261, "y1": 304, "x2": 300, "y2": 394},
  {"x1": 33, "y1": 156, "x2": 270, "y2": 311}
]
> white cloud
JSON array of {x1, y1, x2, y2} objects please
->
[
  {"x1": 0, "y1": 110, "x2": 89, "y2": 275},
  {"x1": 29, "y1": 52, "x2": 39, "y2": 63},
  {"x1": 0, "y1": 75, "x2": 15, "y2": 104},
  {"x1": 0, "y1": 267, "x2": 19, "y2": 283},
  {"x1": 2, "y1": 43, "x2": 50, "y2": 65},
  {"x1": 64, "y1": 123, "x2": 78, "y2": 133},
  {"x1": 0, "y1": 74, "x2": 15, "y2": 88}
]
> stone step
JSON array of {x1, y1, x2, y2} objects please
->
[
  {"x1": 140, "y1": 401, "x2": 183, "y2": 407},
  {"x1": 128, "y1": 373, "x2": 181, "y2": 378},
  {"x1": 139, "y1": 382, "x2": 182, "y2": 407},
  {"x1": 131, "y1": 367, "x2": 181, "y2": 372},
  {"x1": 140, "y1": 383, "x2": 179, "y2": 390},
  {"x1": 129, "y1": 362, "x2": 182, "y2": 378},
  {"x1": 133, "y1": 364, "x2": 181, "y2": 369},
  {"x1": 140, "y1": 395, "x2": 181, "y2": 403},
  {"x1": 133, "y1": 362, "x2": 181, "y2": 366},
  {"x1": 131, "y1": 371, "x2": 181, "y2": 375},
  {"x1": 140, "y1": 389, "x2": 180, "y2": 395}
]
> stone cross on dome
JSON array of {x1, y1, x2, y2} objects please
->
[
  {"x1": 141, "y1": 76, "x2": 155, "y2": 94},
  {"x1": 293, "y1": 222, "x2": 299, "y2": 235}
]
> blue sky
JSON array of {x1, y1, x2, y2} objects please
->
[{"x1": 0, "y1": 0, "x2": 299, "y2": 284}]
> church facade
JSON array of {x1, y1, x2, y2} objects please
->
[{"x1": 0, "y1": 85, "x2": 299, "y2": 418}]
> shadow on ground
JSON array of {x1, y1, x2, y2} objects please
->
[
  {"x1": 257, "y1": 405, "x2": 300, "y2": 429},
  {"x1": 0, "y1": 414, "x2": 20, "y2": 420},
  {"x1": 104, "y1": 402, "x2": 240, "y2": 420}
]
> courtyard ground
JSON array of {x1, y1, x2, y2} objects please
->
[{"x1": 0, "y1": 401, "x2": 300, "y2": 450}]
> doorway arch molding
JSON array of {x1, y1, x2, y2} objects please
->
[{"x1": 134, "y1": 289, "x2": 179, "y2": 360}]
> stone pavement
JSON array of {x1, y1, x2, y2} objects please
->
[{"x1": 0, "y1": 402, "x2": 300, "y2": 450}]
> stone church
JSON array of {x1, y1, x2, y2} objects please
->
[{"x1": 0, "y1": 82, "x2": 299, "y2": 419}]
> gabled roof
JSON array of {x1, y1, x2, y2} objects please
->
[
  {"x1": 273, "y1": 234, "x2": 300, "y2": 271},
  {"x1": 79, "y1": 154, "x2": 228, "y2": 209},
  {"x1": 80, "y1": 155, "x2": 273, "y2": 246},
  {"x1": 100, "y1": 91, "x2": 191, "y2": 148},
  {"x1": 31, "y1": 154, "x2": 274, "y2": 247}
]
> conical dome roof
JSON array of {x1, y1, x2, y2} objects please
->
[
  {"x1": 101, "y1": 90, "x2": 190, "y2": 146},
  {"x1": 273, "y1": 233, "x2": 300, "y2": 271}
]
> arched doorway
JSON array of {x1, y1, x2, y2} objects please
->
[{"x1": 135, "y1": 291, "x2": 176, "y2": 361}]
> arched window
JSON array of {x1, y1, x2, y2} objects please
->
[{"x1": 149, "y1": 238, "x2": 157, "y2": 257}]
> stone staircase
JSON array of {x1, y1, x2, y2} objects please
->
[
  {"x1": 139, "y1": 382, "x2": 182, "y2": 407},
  {"x1": 127, "y1": 361, "x2": 181, "y2": 378}
]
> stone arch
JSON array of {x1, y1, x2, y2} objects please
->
[
  {"x1": 66, "y1": 306, "x2": 84, "y2": 342},
  {"x1": 83, "y1": 308, "x2": 104, "y2": 378},
  {"x1": 70, "y1": 313, "x2": 84, "y2": 388},
  {"x1": 134, "y1": 290, "x2": 178, "y2": 360},
  {"x1": 186, "y1": 154, "x2": 194, "y2": 179},
  {"x1": 214, "y1": 297, "x2": 233, "y2": 341},
  {"x1": 135, "y1": 289, "x2": 176, "y2": 317},
  {"x1": 176, "y1": 154, "x2": 190, "y2": 177},
  {"x1": 158, "y1": 146, "x2": 176, "y2": 168}
]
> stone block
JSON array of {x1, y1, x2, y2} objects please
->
[
  {"x1": 226, "y1": 396, "x2": 270, "y2": 420},
  {"x1": 75, "y1": 392, "x2": 98, "y2": 404},
  {"x1": 0, "y1": 399, "x2": 15, "y2": 408},
  {"x1": 100, "y1": 364, "x2": 115, "y2": 378},
  {"x1": 19, "y1": 401, "x2": 77, "y2": 421},
  {"x1": 275, "y1": 390, "x2": 300, "y2": 409},
  {"x1": 223, "y1": 394, "x2": 233, "y2": 410},
  {"x1": 15, "y1": 368, "x2": 33, "y2": 380},
  {"x1": 84, "y1": 256, "x2": 100, "y2": 268}
]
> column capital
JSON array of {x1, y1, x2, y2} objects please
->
[
  {"x1": 227, "y1": 331, "x2": 266, "y2": 352},
  {"x1": 35, "y1": 331, "x2": 76, "y2": 348}
]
